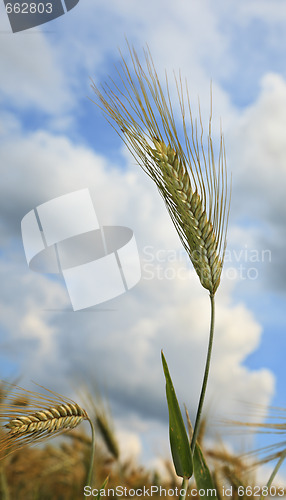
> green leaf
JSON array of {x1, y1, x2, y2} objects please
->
[
  {"x1": 96, "y1": 476, "x2": 109, "y2": 500},
  {"x1": 193, "y1": 444, "x2": 218, "y2": 499},
  {"x1": 161, "y1": 351, "x2": 193, "y2": 479}
]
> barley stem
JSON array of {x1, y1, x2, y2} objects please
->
[
  {"x1": 179, "y1": 477, "x2": 189, "y2": 500},
  {"x1": 86, "y1": 418, "x2": 96, "y2": 489},
  {"x1": 179, "y1": 293, "x2": 215, "y2": 499},
  {"x1": 191, "y1": 293, "x2": 215, "y2": 453},
  {"x1": 260, "y1": 450, "x2": 286, "y2": 499}
]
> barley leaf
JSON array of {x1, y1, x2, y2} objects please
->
[
  {"x1": 96, "y1": 476, "x2": 109, "y2": 500},
  {"x1": 161, "y1": 351, "x2": 193, "y2": 478},
  {"x1": 193, "y1": 443, "x2": 218, "y2": 499}
]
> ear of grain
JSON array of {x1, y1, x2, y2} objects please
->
[
  {"x1": 91, "y1": 44, "x2": 230, "y2": 295},
  {"x1": 95, "y1": 411, "x2": 119, "y2": 460},
  {"x1": 80, "y1": 385, "x2": 120, "y2": 460},
  {"x1": 0, "y1": 382, "x2": 89, "y2": 460},
  {"x1": 224, "y1": 413, "x2": 286, "y2": 466},
  {"x1": 152, "y1": 138, "x2": 222, "y2": 294},
  {"x1": 5, "y1": 402, "x2": 87, "y2": 436}
]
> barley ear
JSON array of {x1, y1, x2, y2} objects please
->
[
  {"x1": 0, "y1": 382, "x2": 96, "y2": 487},
  {"x1": 151, "y1": 138, "x2": 224, "y2": 294},
  {"x1": 91, "y1": 45, "x2": 230, "y2": 295}
]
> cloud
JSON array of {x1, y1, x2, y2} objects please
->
[
  {"x1": 1, "y1": 0, "x2": 285, "y2": 465},
  {"x1": 226, "y1": 73, "x2": 286, "y2": 294},
  {"x1": 0, "y1": 26, "x2": 73, "y2": 115},
  {"x1": 0, "y1": 258, "x2": 68, "y2": 378},
  {"x1": 117, "y1": 428, "x2": 142, "y2": 463},
  {"x1": 1, "y1": 0, "x2": 235, "y2": 127},
  {"x1": 0, "y1": 118, "x2": 274, "y2": 461}
]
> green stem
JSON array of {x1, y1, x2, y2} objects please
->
[
  {"x1": 86, "y1": 418, "x2": 96, "y2": 488},
  {"x1": 179, "y1": 294, "x2": 216, "y2": 500},
  {"x1": 179, "y1": 477, "x2": 189, "y2": 500},
  {"x1": 191, "y1": 293, "x2": 215, "y2": 453},
  {"x1": 260, "y1": 451, "x2": 286, "y2": 499}
]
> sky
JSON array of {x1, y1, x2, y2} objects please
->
[{"x1": 1, "y1": 0, "x2": 286, "y2": 483}]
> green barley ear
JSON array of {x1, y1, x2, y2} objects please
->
[
  {"x1": 95, "y1": 410, "x2": 119, "y2": 460},
  {"x1": 80, "y1": 385, "x2": 120, "y2": 460},
  {"x1": 91, "y1": 44, "x2": 230, "y2": 295}
]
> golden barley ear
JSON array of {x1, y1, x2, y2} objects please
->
[
  {"x1": 223, "y1": 404, "x2": 286, "y2": 466},
  {"x1": 91, "y1": 44, "x2": 231, "y2": 295},
  {"x1": 0, "y1": 382, "x2": 90, "y2": 460}
]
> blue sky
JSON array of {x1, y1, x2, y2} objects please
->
[{"x1": 1, "y1": 0, "x2": 286, "y2": 482}]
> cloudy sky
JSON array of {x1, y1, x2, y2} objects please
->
[{"x1": 1, "y1": 0, "x2": 286, "y2": 479}]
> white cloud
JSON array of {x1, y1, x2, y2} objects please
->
[
  {"x1": 0, "y1": 259, "x2": 68, "y2": 378},
  {"x1": 232, "y1": 0, "x2": 286, "y2": 24},
  {"x1": 0, "y1": 22, "x2": 73, "y2": 115},
  {"x1": 0, "y1": 0, "x2": 236, "y2": 127},
  {"x1": 226, "y1": 72, "x2": 286, "y2": 292},
  {"x1": 229, "y1": 73, "x2": 286, "y2": 214},
  {"x1": 1, "y1": 0, "x2": 285, "y2": 468},
  {"x1": 0, "y1": 120, "x2": 274, "y2": 460},
  {"x1": 117, "y1": 429, "x2": 142, "y2": 463}
]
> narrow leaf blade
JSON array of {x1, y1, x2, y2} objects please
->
[
  {"x1": 193, "y1": 443, "x2": 218, "y2": 499},
  {"x1": 96, "y1": 476, "x2": 109, "y2": 500},
  {"x1": 161, "y1": 351, "x2": 193, "y2": 478}
]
